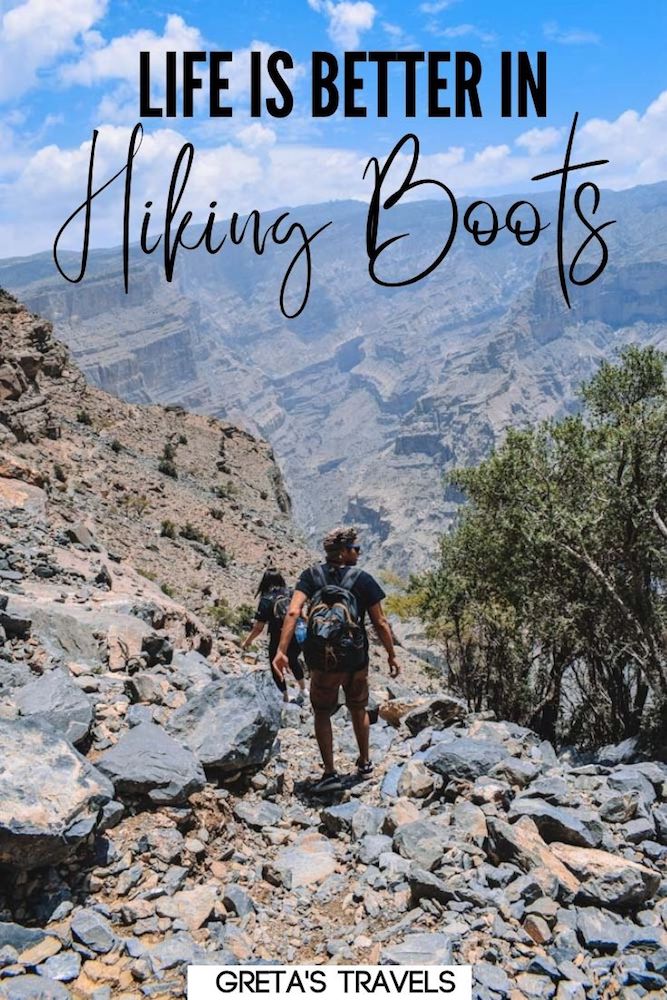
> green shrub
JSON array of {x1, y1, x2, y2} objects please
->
[
  {"x1": 76, "y1": 410, "x2": 92, "y2": 425},
  {"x1": 110, "y1": 439, "x2": 122, "y2": 454},
  {"x1": 234, "y1": 603, "x2": 255, "y2": 631},
  {"x1": 160, "y1": 519, "x2": 176, "y2": 539},
  {"x1": 212, "y1": 481, "x2": 236, "y2": 500},
  {"x1": 180, "y1": 522, "x2": 210, "y2": 544},
  {"x1": 207, "y1": 600, "x2": 253, "y2": 634},
  {"x1": 158, "y1": 458, "x2": 178, "y2": 479},
  {"x1": 211, "y1": 544, "x2": 230, "y2": 568},
  {"x1": 208, "y1": 600, "x2": 234, "y2": 628}
]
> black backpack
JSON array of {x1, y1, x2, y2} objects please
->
[
  {"x1": 303, "y1": 564, "x2": 366, "y2": 673},
  {"x1": 269, "y1": 587, "x2": 292, "y2": 627}
]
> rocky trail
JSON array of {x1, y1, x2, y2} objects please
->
[{"x1": 0, "y1": 293, "x2": 666, "y2": 999}]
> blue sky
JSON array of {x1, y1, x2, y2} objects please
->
[{"x1": 1, "y1": 0, "x2": 666, "y2": 253}]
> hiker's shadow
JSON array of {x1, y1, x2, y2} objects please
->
[{"x1": 291, "y1": 771, "x2": 368, "y2": 806}]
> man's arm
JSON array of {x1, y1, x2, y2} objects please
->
[
  {"x1": 272, "y1": 590, "x2": 307, "y2": 679},
  {"x1": 368, "y1": 601, "x2": 400, "y2": 677}
]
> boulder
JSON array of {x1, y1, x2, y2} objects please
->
[
  {"x1": 486, "y1": 816, "x2": 580, "y2": 900},
  {"x1": 96, "y1": 723, "x2": 205, "y2": 805},
  {"x1": 408, "y1": 867, "x2": 459, "y2": 906},
  {"x1": 424, "y1": 736, "x2": 507, "y2": 781},
  {"x1": 357, "y1": 834, "x2": 393, "y2": 865},
  {"x1": 156, "y1": 886, "x2": 218, "y2": 931},
  {"x1": 593, "y1": 738, "x2": 640, "y2": 767},
  {"x1": 320, "y1": 802, "x2": 361, "y2": 836},
  {"x1": 350, "y1": 805, "x2": 386, "y2": 840},
  {"x1": 0, "y1": 926, "x2": 46, "y2": 952},
  {"x1": 127, "y1": 673, "x2": 170, "y2": 705},
  {"x1": 403, "y1": 695, "x2": 467, "y2": 735},
  {"x1": 607, "y1": 767, "x2": 656, "y2": 813},
  {"x1": 550, "y1": 843, "x2": 661, "y2": 910},
  {"x1": 575, "y1": 908, "x2": 629, "y2": 952},
  {"x1": 14, "y1": 669, "x2": 93, "y2": 746},
  {"x1": 36, "y1": 951, "x2": 81, "y2": 983},
  {"x1": 452, "y1": 800, "x2": 488, "y2": 845},
  {"x1": 0, "y1": 976, "x2": 71, "y2": 999},
  {"x1": 397, "y1": 760, "x2": 435, "y2": 798},
  {"x1": 141, "y1": 633, "x2": 173, "y2": 666},
  {"x1": 263, "y1": 832, "x2": 336, "y2": 890},
  {"x1": 65, "y1": 523, "x2": 97, "y2": 549},
  {"x1": 382, "y1": 799, "x2": 421, "y2": 834},
  {"x1": 222, "y1": 885, "x2": 255, "y2": 918},
  {"x1": 491, "y1": 757, "x2": 540, "y2": 788},
  {"x1": 600, "y1": 792, "x2": 638, "y2": 824},
  {"x1": 0, "y1": 718, "x2": 114, "y2": 869},
  {"x1": 622, "y1": 816, "x2": 656, "y2": 844},
  {"x1": 509, "y1": 798, "x2": 604, "y2": 848},
  {"x1": 168, "y1": 672, "x2": 281, "y2": 776},
  {"x1": 170, "y1": 650, "x2": 215, "y2": 692},
  {"x1": 70, "y1": 909, "x2": 116, "y2": 954},
  {"x1": 393, "y1": 818, "x2": 453, "y2": 871},
  {"x1": 233, "y1": 800, "x2": 283, "y2": 830},
  {"x1": 381, "y1": 932, "x2": 453, "y2": 965}
]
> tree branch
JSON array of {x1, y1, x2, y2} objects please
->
[{"x1": 652, "y1": 507, "x2": 667, "y2": 541}]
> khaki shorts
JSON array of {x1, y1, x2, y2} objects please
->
[{"x1": 309, "y1": 667, "x2": 369, "y2": 712}]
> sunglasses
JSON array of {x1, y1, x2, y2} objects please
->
[{"x1": 346, "y1": 545, "x2": 361, "y2": 553}]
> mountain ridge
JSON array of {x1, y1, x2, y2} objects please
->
[{"x1": 2, "y1": 181, "x2": 667, "y2": 572}]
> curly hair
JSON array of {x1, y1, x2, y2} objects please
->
[{"x1": 322, "y1": 526, "x2": 358, "y2": 556}]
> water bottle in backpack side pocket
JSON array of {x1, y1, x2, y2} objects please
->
[{"x1": 295, "y1": 617, "x2": 308, "y2": 644}]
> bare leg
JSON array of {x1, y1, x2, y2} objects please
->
[
  {"x1": 313, "y1": 709, "x2": 335, "y2": 773},
  {"x1": 298, "y1": 677, "x2": 306, "y2": 692},
  {"x1": 350, "y1": 707, "x2": 370, "y2": 764}
]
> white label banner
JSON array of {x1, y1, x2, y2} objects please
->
[{"x1": 187, "y1": 965, "x2": 472, "y2": 1000}]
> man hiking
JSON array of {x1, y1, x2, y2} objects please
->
[{"x1": 273, "y1": 527, "x2": 400, "y2": 792}]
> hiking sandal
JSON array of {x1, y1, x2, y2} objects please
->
[
  {"x1": 311, "y1": 771, "x2": 343, "y2": 793},
  {"x1": 356, "y1": 758, "x2": 373, "y2": 777}
]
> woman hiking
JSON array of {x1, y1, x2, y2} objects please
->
[{"x1": 241, "y1": 568, "x2": 307, "y2": 703}]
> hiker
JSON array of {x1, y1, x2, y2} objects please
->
[
  {"x1": 273, "y1": 527, "x2": 400, "y2": 791},
  {"x1": 241, "y1": 568, "x2": 306, "y2": 704}
]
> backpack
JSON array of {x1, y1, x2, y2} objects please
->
[
  {"x1": 303, "y1": 564, "x2": 366, "y2": 673},
  {"x1": 269, "y1": 587, "x2": 292, "y2": 628}
]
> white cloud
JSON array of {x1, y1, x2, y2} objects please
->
[
  {"x1": 0, "y1": 0, "x2": 107, "y2": 100},
  {"x1": 419, "y1": 1, "x2": 456, "y2": 13},
  {"x1": 308, "y1": 1, "x2": 377, "y2": 49},
  {"x1": 382, "y1": 22, "x2": 405, "y2": 41},
  {"x1": 430, "y1": 23, "x2": 496, "y2": 43},
  {"x1": 238, "y1": 123, "x2": 277, "y2": 148},
  {"x1": 574, "y1": 91, "x2": 667, "y2": 188},
  {"x1": 515, "y1": 126, "x2": 564, "y2": 156},
  {"x1": 544, "y1": 21, "x2": 601, "y2": 45},
  {"x1": 60, "y1": 13, "x2": 204, "y2": 88}
]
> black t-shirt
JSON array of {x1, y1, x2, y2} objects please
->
[{"x1": 296, "y1": 562, "x2": 386, "y2": 647}]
